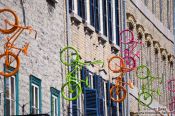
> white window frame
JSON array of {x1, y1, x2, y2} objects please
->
[
  {"x1": 51, "y1": 94, "x2": 58, "y2": 116},
  {"x1": 31, "y1": 84, "x2": 39, "y2": 114},
  {"x1": 6, "y1": 76, "x2": 16, "y2": 115}
]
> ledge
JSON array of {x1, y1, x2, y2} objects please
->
[
  {"x1": 110, "y1": 43, "x2": 120, "y2": 54},
  {"x1": 98, "y1": 33, "x2": 108, "y2": 44},
  {"x1": 84, "y1": 21, "x2": 95, "y2": 33},
  {"x1": 70, "y1": 11, "x2": 82, "y2": 24},
  {"x1": 131, "y1": 0, "x2": 174, "y2": 43}
]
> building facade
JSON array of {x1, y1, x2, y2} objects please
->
[
  {"x1": 0, "y1": 0, "x2": 67, "y2": 115},
  {"x1": 0, "y1": 0, "x2": 174, "y2": 116}
]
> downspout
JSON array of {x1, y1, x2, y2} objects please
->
[
  {"x1": 65, "y1": 0, "x2": 72, "y2": 116},
  {"x1": 121, "y1": 0, "x2": 129, "y2": 116}
]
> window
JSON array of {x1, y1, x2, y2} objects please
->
[
  {"x1": 90, "y1": 0, "x2": 100, "y2": 31},
  {"x1": 115, "y1": 0, "x2": 119, "y2": 45},
  {"x1": 108, "y1": 0, "x2": 112, "y2": 41},
  {"x1": 167, "y1": 0, "x2": 170, "y2": 29},
  {"x1": 30, "y1": 75, "x2": 41, "y2": 114},
  {"x1": 144, "y1": 0, "x2": 148, "y2": 6},
  {"x1": 102, "y1": 0, "x2": 107, "y2": 36},
  {"x1": 160, "y1": 0, "x2": 162, "y2": 21},
  {"x1": 78, "y1": 0, "x2": 86, "y2": 19},
  {"x1": 4, "y1": 67, "x2": 19, "y2": 116},
  {"x1": 51, "y1": 87, "x2": 60, "y2": 116},
  {"x1": 152, "y1": 0, "x2": 156, "y2": 14},
  {"x1": 69, "y1": 0, "x2": 74, "y2": 12}
]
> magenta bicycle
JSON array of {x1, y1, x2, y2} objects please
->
[{"x1": 119, "y1": 29, "x2": 143, "y2": 71}]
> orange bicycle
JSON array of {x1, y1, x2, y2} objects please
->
[
  {"x1": 110, "y1": 76, "x2": 134, "y2": 102},
  {"x1": 0, "y1": 8, "x2": 37, "y2": 77}
]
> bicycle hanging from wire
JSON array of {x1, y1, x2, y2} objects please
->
[
  {"x1": 60, "y1": 46, "x2": 103, "y2": 101},
  {"x1": 0, "y1": 8, "x2": 37, "y2": 77},
  {"x1": 136, "y1": 65, "x2": 162, "y2": 107},
  {"x1": 108, "y1": 56, "x2": 134, "y2": 103}
]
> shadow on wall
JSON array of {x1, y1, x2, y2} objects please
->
[{"x1": 46, "y1": 0, "x2": 56, "y2": 14}]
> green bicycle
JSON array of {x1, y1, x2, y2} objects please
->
[
  {"x1": 60, "y1": 46, "x2": 103, "y2": 101},
  {"x1": 137, "y1": 65, "x2": 161, "y2": 106}
]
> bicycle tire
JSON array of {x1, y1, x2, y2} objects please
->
[
  {"x1": 108, "y1": 56, "x2": 125, "y2": 73},
  {"x1": 0, "y1": 52, "x2": 20, "y2": 77},
  {"x1": 120, "y1": 29, "x2": 134, "y2": 44},
  {"x1": 110, "y1": 85, "x2": 127, "y2": 103},
  {"x1": 123, "y1": 56, "x2": 136, "y2": 72},
  {"x1": 138, "y1": 92, "x2": 153, "y2": 106},
  {"x1": 60, "y1": 46, "x2": 80, "y2": 66},
  {"x1": 61, "y1": 80, "x2": 81, "y2": 101},
  {"x1": 0, "y1": 8, "x2": 19, "y2": 34},
  {"x1": 167, "y1": 79, "x2": 175, "y2": 92},
  {"x1": 136, "y1": 65, "x2": 151, "y2": 79}
]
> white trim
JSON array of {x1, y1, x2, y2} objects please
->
[
  {"x1": 31, "y1": 84, "x2": 39, "y2": 114},
  {"x1": 86, "y1": 0, "x2": 90, "y2": 23},
  {"x1": 99, "y1": 0, "x2": 103, "y2": 34},
  {"x1": 112, "y1": 0, "x2": 116, "y2": 44},
  {"x1": 73, "y1": 0, "x2": 78, "y2": 14},
  {"x1": 52, "y1": 95, "x2": 58, "y2": 116}
]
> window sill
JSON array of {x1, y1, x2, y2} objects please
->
[
  {"x1": 84, "y1": 21, "x2": 95, "y2": 33},
  {"x1": 70, "y1": 11, "x2": 82, "y2": 24},
  {"x1": 111, "y1": 43, "x2": 120, "y2": 54},
  {"x1": 98, "y1": 33, "x2": 107, "y2": 44}
]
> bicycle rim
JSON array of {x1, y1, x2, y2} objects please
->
[
  {"x1": 60, "y1": 46, "x2": 80, "y2": 66},
  {"x1": 0, "y1": 8, "x2": 19, "y2": 34},
  {"x1": 0, "y1": 52, "x2": 20, "y2": 77},
  {"x1": 110, "y1": 85, "x2": 127, "y2": 103},
  {"x1": 138, "y1": 92, "x2": 153, "y2": 106},
  {"x1": 108, "y1": 56, "x2": 125, "y2": 73},
  {"x1": 61, "y1": 80, "x2": 81, "y2": 101},
  {"x1": 136, "y1": 65, "x2": 150, "y2": 79}
]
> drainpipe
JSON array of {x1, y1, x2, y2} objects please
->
[
  {"x1": 121, "y1": 0, "x2": 130, "y2": 116},
  {"x1": 65, "y1": 0, "x2": 72, "y2": 116}
]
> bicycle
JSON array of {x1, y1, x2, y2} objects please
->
[
  {"x1": 137, "y1": 65, "x2": 162, "y2": 106},
  {"x1": 60, "y1": 46, "x2": 103, "y2": 101},
  {"x1": 0, "y1": 8, "x2": 37, "y2": 77},
  {"x1": 110, "y1": 76, "x2": 134, "y2": 102}
]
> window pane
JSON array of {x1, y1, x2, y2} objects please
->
[
  {"x1": 11, "y1": 77, "x2": 15, "y2": 99},
  {"x1": 6, "y1": 99, "x2": 10, "y2": 116},
  {"x1": 55, "y1": 98, "x2": 58, "y2": 116},
  {"x1": 11, "y1": 100, "x2": 15, "y2": 115},
  {"x1": 35, "y1": 87, "x2": 38, "y2": 113},
  {"x1": 32, "y1": 86, "x2": 34, "y2": 107},
  {"x1": 51, "y1": 96, "x2": 55, "y2": 116}
]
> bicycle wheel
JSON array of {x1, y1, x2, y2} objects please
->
[
  {"x1": 138, "y1": 92, "x2": 153, "y2": 106},
  {"x1": 110, "y1": 85, "x2": 127, "y2": 103},
  {"x1": 120, "y1": 29, "x2": 134, "y2": 44},
  {"x1": 167, "y1": 79, "x2": 175, "y2": 92},
  {"x1": 136, "y1": 65, "x2": 151, "y2": 79},
  {"x1": 108, "y1": 56, "x2": 125, "y2": 73},
  {"x1": 123, "y1": 56, "x2": 136, "y2": 72},
  {"x1": 61, "y1": 80, "x2": 81, "y2": 101},
  {"x1": 60, "y1": 46, "x2": 80, "y2": 66},
  {"x1": 0, "y1": 8, "x2": 19, "y2": 34},
  {"x1": 0, "y1": 52, "x2": 20, "y2": 77}
]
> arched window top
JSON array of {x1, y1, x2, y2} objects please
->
[
  {"x1": 136, "y1": 24, "x2": 145, "y2": 40},
  {"x1": 145, "y1": 33, "x2": 153, "y2": 47},
  {"x1": 161, "y1": 49, "x2": 168, "y2": 61},
  {"x1": 153, "y1": 41, "x2": 161, "y2": 54},
  {"x1": 154, "y1": 48, "x2": 159, "y2": 54},
  {"x1": 126, "y1": 13, "x2": 136, "y2": 30}
]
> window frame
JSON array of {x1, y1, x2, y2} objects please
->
[
  {"x1": 30, "y1": 75, "x2": 42, "y2": 114},
  {"x1": 4, "y1": 66, "x2": 19, "y2": 116},
  {"x1": 50, "y1": 87, "x2": 60, "y2": 116}
]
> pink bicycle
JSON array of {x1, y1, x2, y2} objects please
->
[
  {"x1": 167, "y1": 79, "x2": 175, "y2": 92},
  {"x1": 119, "y1": 29, "x2": 143, "y2": 71}
]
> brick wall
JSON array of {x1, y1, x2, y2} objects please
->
[{"x1": 0, "y1": 0, "x2": 67, "y2": 115}]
